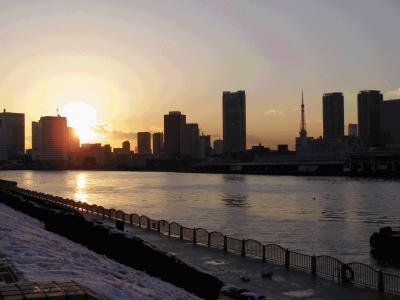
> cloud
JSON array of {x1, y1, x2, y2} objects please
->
[
  {"x1": 264, "y1": 109, "x2": 283, "y2": 116},
  {"x1": 385, "y1": 88, "x2": 400, "y2": 99},
  {"x1": 92, "y1": 124, "x2": 137, "y2": 141}
]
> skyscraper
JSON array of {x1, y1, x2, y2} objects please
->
[
  {"x1": 380, "y1": 99, "x2": 400, "y2": 144},
  {"x1": 181, "y1": 123, "x2": 200, "y2": 158},
  {"x1": 33, "y1": 115, "x2": 68, "y2": 167},
  {"x1": 0, "y1": 110, "x2": 25, "y2": 161},
  {"x1": 164, "y1": 111, "x2": 186, "y2": 156},
  {"x1": 122, "y1": 140, "x2": 131, "y2": 153},
  {"x1": 152, "y1": 132, "x2": 164, "y2": 156},
  {"x1": 213, "y1": 139, "x2": 223, "y2": 155},
  {"x1": 32, "y1": 121, "x2": 40, "y2": 161},
  {"x1": 348, "y1": 123, "x2": 358, "y2": 137},
  {"x1": 323, "y1": 92, "x2": 344, "y2": 139},
  {"x1": 137, "y1": 132, "x2": 151, "y2": 154},
  {"x1": 357, "y1": 90, "x2": 383, "y2": 146},
  {"x1": 222, "y1": 90, "x2": 246, "y2": 153}
]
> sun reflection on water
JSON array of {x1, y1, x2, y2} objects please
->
[{"x1": 75, "y1": 173, "x2": 88, "y2": 202}]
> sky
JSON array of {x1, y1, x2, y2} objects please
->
[{"x1": 0, "y1": 0, "x2": 399, "y2": 149}]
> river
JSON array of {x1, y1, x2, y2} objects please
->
[{"x1": 1, "y1": 170, "x2": 399, "y2": 272}]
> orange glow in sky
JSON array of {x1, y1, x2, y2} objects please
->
[{"x1": 63, "y1": 101, "x2": 98, "y2": 143}]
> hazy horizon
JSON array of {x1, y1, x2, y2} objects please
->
[{"x1": 1, "y1": 0, "x2": 400, "y2": 149}]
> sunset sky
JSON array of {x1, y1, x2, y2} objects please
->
[{"x1": 1, "y1": 0, "x2": 399, "y2": 149}]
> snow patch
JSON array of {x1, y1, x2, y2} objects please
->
[{"x1": 0, "y1": 203, "x2": 200, "y2": 300}]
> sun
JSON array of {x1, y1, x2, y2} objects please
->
[{"x1": 62, "y1": 101, "x2": 97, "y2": 143}]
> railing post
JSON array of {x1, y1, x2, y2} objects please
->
[
  {"x1": 311, "y1": 255, "x2": 316, "y2": 275},
  {"x1": 147, "y1": 219, "x2": 150, "y2": 230},
  {"x1": 168, "y1": 223, "x2": 171, "y2": 237},
  {"x1": 207, "y1": 233, "x2": 211, "y2": 247},
  {"x1": 378, "y1": 270, "x2": 384, "y2": 293},
  {"x1": 285, "y1": 248, "x2": 290, "y2": 269},
  {"x1": 223, "y1": 236, "x2": 227, "y2": 252},
  {"x1": 179, "y1": 225, "x2": 183, "y2": 239},
  {"x1": 241, "y1": 239, "x2": 246, "y2": 257},
  {"x1": 157, "y1": 221, "x2": 161, "y2": 233},
  {"x1": 262, "y1": 245, "x2": 266, "y2": 262},
  {"x1": 193, "y1": 229, "x2": 197, "y2": 245}
]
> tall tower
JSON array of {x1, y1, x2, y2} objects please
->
[
  {"x1": 222, "y1": 90, "x2": 246, "y2": 152},
  {"x1": 299, "y1": 91, "x2": 307, "y2": 138},
  {"x1": 357, "y1": 90, "x2": 383, "y2": 146},
  {"x1": 322, "y1": 92, "x2": 344, "y2": 139}
]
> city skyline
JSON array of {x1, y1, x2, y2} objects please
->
[{"x1": 1, "y1": 0, "x2": 400, "y2": 148}]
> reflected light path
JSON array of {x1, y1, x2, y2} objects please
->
[{"x1": 75, "y1": 173, "x2": 88, "y2": 203}]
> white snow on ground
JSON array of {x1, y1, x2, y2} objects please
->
[{"x1": 0, "y1": 203, "x2": 200, "y2": 300}]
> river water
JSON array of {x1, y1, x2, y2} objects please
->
[{"x1": 1, "y1": 170, "x2": 399, "y2": 272}]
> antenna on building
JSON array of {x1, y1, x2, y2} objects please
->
[
  {"x1": 299, "y1": 90, "x2": 307, "y2": 138},
  {"x1": 57, "y1": 107, "x2": 60, "y2": 117},
  {"x1": 3, "y1": 108, "x2": 6, "y2": 113}
]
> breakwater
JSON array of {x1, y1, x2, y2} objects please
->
[{"x1": 4, "y1": 185, "x2": 399, "y2": 297}]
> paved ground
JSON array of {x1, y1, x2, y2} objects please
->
[{"x1": 87, "y1": 216, "x2": 399, "y2": 300}]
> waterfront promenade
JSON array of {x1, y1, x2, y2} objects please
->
[
  {"x1": 88, "y1": 214, "x2": 397, "y2": 300},
  {"x1": 3, "y1": 182, "x2": 400, "y2": 299}
]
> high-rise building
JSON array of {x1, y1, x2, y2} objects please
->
[
  {"x1": 199, "y1": 135, "x2": 211, "y2": 159},
  {"x1": 122, "y1": 140, "x2": 131, "y2": 153},
  {"x1": 213, "y1": 139, "x2": 223, "y2": 155},
  {"x1": 348, "y1": 123, "x2": 358, "y2": 137},
  {"x1": 137, "y1": 132, "x2": 151, "y2": 154},
  {"x1": 357, "y1": 90, "x2": 383, "y2": 146},
  {"x1": 164, "y1": 111, "x2": 186, "y2": 156},
  {"x1": 381, "y1": 99, "x2": 400, "y2": 144},
  {"x1": 223, "y1": 90, "x2": 246, "y2": 153},
  {"x1": 33, "y1": 116, "x2": 68, "y2": 166},
  {"x1": 0, "y1": 110, "x2": 25, "y2": 161},
  {"x1": 32, "y1": 122, "x2": 40, "y2": 161},
  {"x1": 323, "y1": 92, "x2": 344, "y2": 139},
  {"x1": 67, "y1": 127, "x2": 80, "y2": 153},
  {"x1": 152, "y1": 132, "x2": 164, "y2": 156},
  {"x1": 181, "y1": 123, "x2": 200, "y2": 158}
]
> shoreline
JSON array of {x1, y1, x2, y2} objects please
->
[{"x1": 1, "y1": 167, "x2": 400, "y2": 179}]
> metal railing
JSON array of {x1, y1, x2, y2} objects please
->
[{"x1": 12, "y1": 188, "x2": 400, "y2": 296}]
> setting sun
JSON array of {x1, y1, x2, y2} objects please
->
[{"x1": 62, "y1": 101, "x2": 97, "y2": 143}]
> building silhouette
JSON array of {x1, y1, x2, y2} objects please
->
[
  {"x1": 137, "y1": 132, "x2": 151, "y2": 154},
  {"x1": 296, "y1": 92, "x2": 314, "y2": 154},
  {"x1": 357, "y1": 90, "x2": 383, "y2": 146},
  {"x1": 213, "y1": 139, "x2": 223, "y2": 155},
  {"x1": 164, "y1": 111, "x2": 186, "y2": 157},
  {"x1": 199, "y1": 135, "x2": 211, "y2": 159},
  {"x1": 381, "y1": 99, "x2": 400, "y2": 144},
  {"x1": 122, "y1": 140, "x2": 131, "y2": 153},
  {"x1": 67, "y1": 127, "x2": 80, "y2": 153},
  {"x1": 181, "y1": 123, "x2": 200, "y2": 158},
  {"x1": 152, "y1": 132, "x2": 164, "y2": 156},
  {"x1": 223, "y1": 91, "x2": 246, "y2": 153},
  {"x1": 0, "y1": 110, "x2": 25, "y2": 161},
  {"x1": 32, "y1": 121, "x2": 40, "y2": 161},
  {"x1": 323, "y1": 92, "x2": 344, "y2": 139},
  {"x1": 348, "y1": 123, "x2": 358, "y2": 137},
  {"x1": 32, "y1": 115, "x2": 68, "y2": 167}
]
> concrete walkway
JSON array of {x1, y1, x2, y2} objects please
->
[{"x1": 86, "y1": 215, "x2": 398, "y2": 300}]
